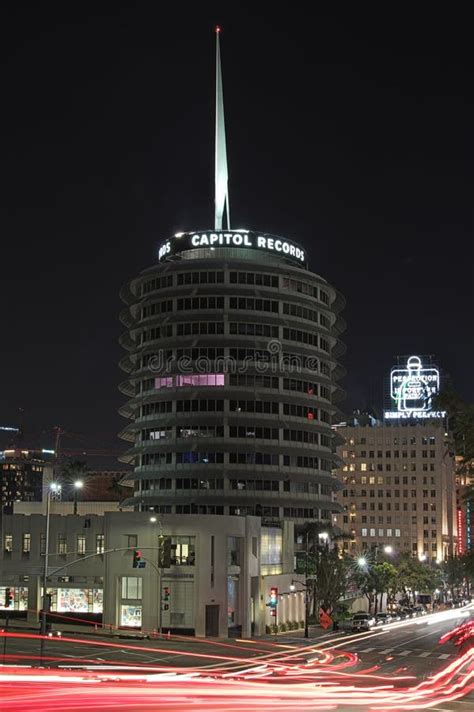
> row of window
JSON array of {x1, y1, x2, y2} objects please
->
[
  {"x1": 141, "y1": 399, "x2": 332, "y2": 420},
  {"x1": 141, "y1": 296, "x2": 332, "y2": 323},
  {"x1": 361, "y1": 528, "x2": 401, "y2": 537},
  {"x1": 140, "y1": 325, "x2": 173, "y2": 343},
  {"x1": 140, "y1": 351, "x2": 332, "y2": 376},
  {"x1": 343, "y1": 515, "x2": 438, "y2": 525},
  {"x1": 140, "y1": 272, "x2": 330, "y2": 306},
  {"x1": 139, "y1": 451, "x2": 332, "y2": 470},
  {"x1": 343, "y1": 463, "x2": 437, "y2": 473},
  {"x1": 177, "y1": 322, "x2": 225, "y2": 336},
  {"x1": 139, "y1": 478, "x2": 225, "y2": 490},
  {"x1": 142, "y1": 373, "x2": 331, "y2": 396},
  {"x1": 343, "y1": 449, "x2": 437, "y2": 459},
  {"x1": 4, "y1": 534, "x2": 105, "y2": 555},
  {"x1": 342, "y1": 475, "x2": 436, "y2": 485},
  {"x1": 349, "y1": 436, "x2": 437, "y2": 446},
  {"x1": 283, "y1": 328, "x2": 331, "y2": 352},
  {"x1": 140, "y1": 425, "x2": 329, "y2": 446},
  {"x1": 356, "y1": 502, "x2": 436, "y2": 511},
  {"x1": 343, "y1": 489, "x2": 437, "y2": 498},
  {"x1": 142, "y1": 274, "x2": 174, "y2": 294}
]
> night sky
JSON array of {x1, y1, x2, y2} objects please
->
[{"x1": 1, "y1": 5, "x2": 472, "y2": 457}]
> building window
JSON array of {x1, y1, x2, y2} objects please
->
[
  {"x1": 40, "y1": 534, "x2": 46, "y2": 555},
  {"x1": 77, "y1": 536, "x2": 86, "y2": 555},
  {"x1": 395, "y1": 529, "x2": 401, "y2": 537},
  {"x1": 96, "y1": 534, "x2": 105, "y2": 554},
  {"x1": 361, "y1": 528, "x2": 368, "y2": 537},
  {"x1": 127, "y1": 535, "x2": 138, "y2": 549},
  {"x1": 4, "y1": 534, "x2": 13, "y2": 552},
  {"x1": 22, "y1": 534, "x2": 31, "y2": 554},
  {"x1": 121, "y1": 576, "x2": 142, "y2": 600},
  {"x1": 57, "y1": 535, "x2": 67, "y2": 555},
  {"x1": 171, "y1": 536, "x2": 196, "y2": 566}
]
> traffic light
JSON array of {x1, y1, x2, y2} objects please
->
[
  {"x1": 162, "y1": 586, "x2": 170, "y2": 611},
  {"x1": 132, "y1": 550, "x2": 142, "y2": 568},
  {"x1": 4, "y1": 587, "x2": 14, "y2": 608},
  {"x1": 269, "y1": 587, "x2": 278, "y2": 608},
  {"x1": 159, "y1": 537, "x2": 172, "y2": 568}
]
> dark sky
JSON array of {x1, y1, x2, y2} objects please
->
[{"x1": 1, "y1": 4, "x2": 472, "y2": 455}]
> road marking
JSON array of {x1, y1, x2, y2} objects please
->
[
  {"x1": 437, "y1": 653, "x2": 451, "y2": 659},
  {"x1": 418, "y1": 651, "x2": 431, "y2": 657},
  {"x1": 398, "y1": 649, "x2": 412, "y2": 656},
  {"x1": 379, "y1": 648, "x2": 394, "y2": 654},
  {"x1": 358, "y1": 647, "x2": 377, "y2": 653}
]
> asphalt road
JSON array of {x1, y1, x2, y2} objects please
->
[{"x1": 1, "y1": 607, "x2": 473, "y2": 711}]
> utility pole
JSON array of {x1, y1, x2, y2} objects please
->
[{"x1": 304, "y1": 530, "x2": 309, "y2": 638}]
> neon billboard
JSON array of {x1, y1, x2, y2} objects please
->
[{"x1": 384, "y1": 355, "x2": 446, "y2": 420}]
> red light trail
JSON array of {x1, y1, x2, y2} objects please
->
[{"x1": 0, "y1": 621, "x2": 473, "y2": 711}]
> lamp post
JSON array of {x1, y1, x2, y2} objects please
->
[
  {"x1": 73, "y1": 480, "x2": 83, "y2": 515},
  {"x1": 290, "y1": 579, "x2": 309, "y2": 638},
  {"x1": 40, "y1": 482, "x2": 61, "y2": 665},
  {"x1": 149, "y1": 516, "x2": 164, "y2": 636}
]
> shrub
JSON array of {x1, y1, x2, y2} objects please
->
[
  {"x1": 265, "y1": 625, "x2": 272, "y2": 634},
  {"x1": 279, "y1": 622, "x2": 287, "y2": 633},
  {"x1": 299, "y1": 620, "x2": 305, "y2": 629}
]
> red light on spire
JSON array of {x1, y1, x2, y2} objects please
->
[{"x1": 215, "y1": 25, "x2": 221, "y2": 33}]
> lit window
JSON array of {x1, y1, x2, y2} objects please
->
[
  {"x1": 4, "y1": 535, "x2": 13, "y2": 552},
  {"x1": 22, "y1": 534, "x2": 31, "y2": 554},
  {"x1": 361, "y1": 528, "x2": 368, "y2": 537},
  {"x1": 77, "y1": 536, "x2": 86, "y2": 555},
  {"x1": 175, "y1": 374, "x2": 225, "y2": 387},
  {"x1": 361, "y1": 463, "x2": 367, "y2": 472},
  {"x1": 121, "y1": 577, "x2": 142, "y2": 600},
  {"x1": 96, "y1": 534, "x2": 105, "y2": 554},
  {"x1": 57, "y1": 535, "x2": 67, "y2": 555},
  {"x1": 395, "y1": 529, "x2": 401, "y2": 537}
]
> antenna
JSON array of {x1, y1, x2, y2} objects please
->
[{"x1": 214, "y1": 26, "x2": 230, "y2": 230}]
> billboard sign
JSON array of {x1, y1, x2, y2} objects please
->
[{"x1": 384, "y1": 355, "x2": 446, "y2": 420}]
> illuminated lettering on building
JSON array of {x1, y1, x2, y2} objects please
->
[
  {"x1": 383, "y1": 355, "x2": 447, "y2": 420},
  {"x1": 157, "y1": 231, "x2": 306, "y2": 266}
]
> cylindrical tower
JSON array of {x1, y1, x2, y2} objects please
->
[{"x1": 119, "y1": 230, "x2": 345, "y2": 529}]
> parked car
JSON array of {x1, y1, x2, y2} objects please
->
[
  {"x1": 352, "y1": 613, "x2": 376, "y2": 631},
  {"x1": 399, "y1": 607, "x2": 415, "y2": 619},
  {"x1": 412, "y1": 605, "x2": 427, "y2": 616},
  {"x1": 375, "y1": 612, "x2": 392, "y2": 625}
]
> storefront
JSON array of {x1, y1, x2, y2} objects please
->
[
  {"x1": 43, "y1": 587, "x2": 103, "y2": 614},
  {"x1": 0, "y1": 586, "x2": 28, "y2": 611}
]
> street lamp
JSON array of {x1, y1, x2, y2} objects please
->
[
  {"x1": 73, "y1": 480, "x2": 83, "y2": 516},
  {"x1": 384, "y1": 545, "x2": 393, "y2": 555},
  {"x1": 40, "y1": 482, "x2": 61, "y2": 664},
  {"x1": 149, "y1": 516, "x2": 164, "y2": 636},
  {"x1": 357, "y1": 556, "x2": 368, "y2": 568},
  {"x1": 291, "y1": 579, "x2": 309, "y2": 638},
  {"x1": 419, "y1": 553, "x2": 427, "y2": 562}
]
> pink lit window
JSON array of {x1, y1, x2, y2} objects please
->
[
  {"x1": 176, "y1": 374, "x2": 225, "y2": 387},
  {"x1": 155, "y1": 377, "x2": 173, "y2": 389}
]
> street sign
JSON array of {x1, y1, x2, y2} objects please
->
[{"x1": 319, "y1": 608, "x2": 332, "y2": 629}]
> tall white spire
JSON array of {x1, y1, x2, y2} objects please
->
[{"x1": 214, "y1": 26, "x2": 230, "y2": 230}]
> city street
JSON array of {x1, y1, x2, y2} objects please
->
[{"x1": 1, "y1": 606, "x2": 473, "y2": 710}]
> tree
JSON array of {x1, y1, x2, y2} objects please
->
[
  {"x1": 396, "y1": 554, "x2": 442, "y2": 605},
  {"x1": 435, "y1": 385, "x2": 474, "y2": 464},
  {"x1": 62, "y1": 460, "x2": 89, "y2": 487}
]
